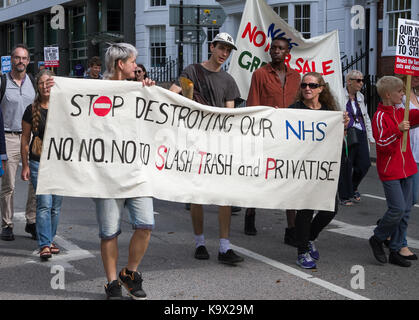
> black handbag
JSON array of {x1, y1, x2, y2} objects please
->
[{"x1": 346, "y1": 127, "x2": 359, "y2": 148}]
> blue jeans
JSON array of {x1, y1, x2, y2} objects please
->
[
  {"x1": 29, "y1": 160, "x2": 63, "y2": 249},
  {"x1": 374, "y1": 177, "x2": 412, "y2": 252}
]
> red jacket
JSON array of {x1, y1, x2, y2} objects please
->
[{"x1": 372, "y1": 102, "x2": 419, "y2": 181}]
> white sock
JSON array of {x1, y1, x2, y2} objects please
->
[
  {"x1": 219, "y1": 238, "x2": 230, "y2": 253},
  {"x1": 195, "y1": 234, "x2": 205, "y2": 248}
]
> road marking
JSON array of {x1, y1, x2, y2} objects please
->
[
  {"x1": 14, "y1": 212, "x2": 95, "y2": 274},
  {"x1": 230, "y1": 244, "x2": 369, "y2": 301},
  {"x1": 362, "y1": 193, "x2": 419, "y2": 208},
  {"x1": 327, "y1": 193, "x2": 419, "y2": 249}
]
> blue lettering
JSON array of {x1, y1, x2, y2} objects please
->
[
  {"x1": 316, "y1": 122, "x2": 327, "y2": 141},
  {"x1": 286, "y1": 120, "x2": 301, "y2": 140}
]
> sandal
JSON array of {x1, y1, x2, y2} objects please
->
[
  {"x1": 353, "y1": 191, "x2": 361, "y2": 202},
  {"x1": 340, "y1": 199, "x2": 354, "y2": 206},
  {"x1": 40, "y1": 246, "x2": 52, "y2": 261},
  {"x1": 50, "y1": 243, "x2": 60, "y2": 254}
]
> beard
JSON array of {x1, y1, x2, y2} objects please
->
[{"x1": 14, "y1": 63, "x2": 27, "y2": 73}]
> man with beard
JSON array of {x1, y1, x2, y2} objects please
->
[
  {"x1": 0, "y1": 44, "x2": 37, "y2": 241},
  {"x1": 244, "y1": 37, "x2": 301, "y2": 246}
]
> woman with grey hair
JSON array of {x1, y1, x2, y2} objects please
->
[
  {"x1": 338, "y1": 70, "x2": 375, "y2": 206},
  {"x1": 93, "y1": 42, "x2": 156, "y2": 300}
]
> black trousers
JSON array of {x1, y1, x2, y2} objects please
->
[
  {"x1": 338, "y1": 129, "x2": 371, "y2": 200},
  {"x1": 296, "y1": 197, "x2": 338, "y2": 255}
]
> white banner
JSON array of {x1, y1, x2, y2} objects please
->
[
  {"x1": 228, "y1": 0, "x2": 346, "y2": 110},
  {"x1": 37, "y1": 77, "x2": 344, "y2": 211}
]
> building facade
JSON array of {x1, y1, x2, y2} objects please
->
[
  {"x1": 1, "y1": 0, "x2": 418, "y2": 78},
  {"x1": 0, "y1": 0, "x2": 133, "y2": 76}
]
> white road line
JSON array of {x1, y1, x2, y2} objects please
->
[
  {"x1": 14, "y1": 211, "x2": 95, "y2": 274},
  {"x1": 328, "y1": 193, "x2": 419, "y2": 249},
  {"x1": 362, "y1": 193, "x2": 419, "y2": 208},
  {"x1": 230, "y1": 244, "x2": 369, "y2": 301}
]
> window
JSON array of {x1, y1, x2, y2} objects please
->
[
  {"x1": 150, "y1": 26, "x2": 166, "y2": 67},
  {"x1": 207, "y1": 27, "x2": 219, "y2": 59},
  {"x1": 387, "y1": 0, "x2": 411, "y2": 47},
  {"x1": 273, "y1": 5, "x2": 288, "y2": 23},
  {"x1": 107, "y1": 0, "x2": 122, "y2": 32},
  {"x1": 150, "y1": 0, "x2": 166, "y2": 7},
  {"x1": 69, "y1": 5, "x2": 87, "y2": 72},
  {"x1": 294, "y1": 4, "x2": 311, "y2": 39}
]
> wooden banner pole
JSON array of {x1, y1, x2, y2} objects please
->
[{"x1": 402, "y1": 74, "x2": 412, "y2": 152}]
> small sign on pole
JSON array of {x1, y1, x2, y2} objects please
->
[
  {"x1": 44, "y1": 46, "x2": 60, "y2": 68},
  {"x1": 1, "y1": 56, "x2": 11, "y2": 73},
  {"x1": 394, "y1": 18, "x2": 419, "y2": 152}
]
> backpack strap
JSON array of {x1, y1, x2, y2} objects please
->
[
  {"x1": 0, "y1": 73, "x2": 7, "y2": 104},
  {"x1": 27, "y1": 73, "x2": 36, "y2": 90}
]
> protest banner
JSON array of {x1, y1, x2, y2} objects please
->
[
  {"x1": 394, "y1": 18, "x2": 419, "y2": 151},
  {"x1": 228, "y1": 0, "x2": 345, "y2": 110},
  {"x1": 36, "y1": 77, "x2": 344, "y2": 211}
]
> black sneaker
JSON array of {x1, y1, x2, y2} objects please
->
[
  {"x1": 369, "y1": 235, "x2": 387, "y2": 263},
  {"x1": 119, "y1": 268, "x2": 147, "y2": 300},
  {"x1": 244, "y1": 209, "x2": 257, "y2": 235},
  {"x1": 194, "y1": 245, "x2": 210, "y2": 260},
  {"x1": 1, "y1": 227, "x2": 14, "y2": 241},
  {"x1": 218, "y1": 249, "x2": 244, "y2": 265},
  {"x1": 25, "y1": 223, "x2": 37, "y2": 240},
  {"x1": 104, "y1": 280, "x2": 123, "y2": 300},
  {"x1": 284, "y1": 227, "x2": 297, "y2": 247},
  {"x1": 389, "y1": 252, "x2": 412, "y2": 267}
]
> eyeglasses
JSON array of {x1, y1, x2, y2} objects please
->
[
  {"x1": 300, "y1": 83, "x2": 321, "y2": 89},
  {"x1": 351, "y1": 78, "x2": 364, "y2": 83}
]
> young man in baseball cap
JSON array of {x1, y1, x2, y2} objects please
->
[{"x1": 169, "y1": 32, "x2": 243, "y2": 265}]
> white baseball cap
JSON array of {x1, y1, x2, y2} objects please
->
[{"x1": 211, "y1": 32, "x2": 237, "y2": 50}]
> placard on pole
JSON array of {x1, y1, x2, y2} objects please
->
[{"x1": 394, "y1": 18, "x2": 419, "y2": 152}]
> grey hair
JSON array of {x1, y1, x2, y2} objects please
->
[
  {"x1": 103, "y1": 42, "x2": 138, "y2": 79},
  {"x1": 345, "y1": 70, "x2": 363, "y2": 83}
]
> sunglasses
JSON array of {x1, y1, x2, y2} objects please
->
[
  {"x1": 300, "y1": 83, "x2": 321, "y2": 89},
  {"x1": 351, "y1": 78, "x2": 364, "y2": 83}
]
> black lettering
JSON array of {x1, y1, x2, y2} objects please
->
[
  {"x1": 70, "y1": 94, "x2": 83, "y2": 117},
  {"x1": 112, "y1": 96, "x2": 124, "y2": 117}
]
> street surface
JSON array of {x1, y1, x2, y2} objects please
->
[{"x1": 0, "y1": 163, "x2": 418, "y2": 301}]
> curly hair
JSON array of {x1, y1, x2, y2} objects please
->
[
  {"x1": 296, "y1": 72, "x2": 338, "y2": 111},
  {"x1": 32, "y1": 69, "x2": 55, "y2": 156}
]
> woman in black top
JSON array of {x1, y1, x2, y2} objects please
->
[
  {"x1": 20, "y1": 69, "x2": 63, "y2": 261},
  {"x1": 289, "y1": 72, "x2": 344, "y2": 269}
]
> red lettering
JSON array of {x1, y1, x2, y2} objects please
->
[
  {"x1": 311, "y1": 61, "x2": 316, "y2": 72},
  {"x1": 322, "y1": 60, "x2": 334, "y2": 75},
  {"x1": 253, "y1": 31, "x2": 266, "y2": 47},
  {"x1": 241, "y1": 22, "x2": 257, "y2": 43},
  {"x1": 198, "y1": 151, "x2": 207, "y2": 174},
  {"x1": 284, "y1": 54, "x2": 291, "y2": 69},
  {"x1": 265, "y1": 158, "x2": 277, "y2": 180},
  {"x1": 295, "y1": 58, "x2": 304, "y2": 73},
  {"x1": 303, "y1": 60, "x2": 311, "y2": 73},
  {"x1": 265, "y1": 43, "x2": 270, "y2": 52},
  {"x1": 155, "y1": 145, "x2": 167, "y2": 171}
]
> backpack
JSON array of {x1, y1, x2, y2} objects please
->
[{"x1": 0, "y1": 73, "x2": 36, "y2": 104}]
